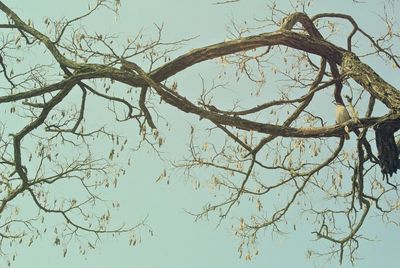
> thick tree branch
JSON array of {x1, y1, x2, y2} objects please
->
[{"x1": 342, "y1": 52, "x2": 400, "y2": 110}]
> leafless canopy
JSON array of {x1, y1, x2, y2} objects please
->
[{"x1": 0, "y1": 0, "x2": 399, "y2": 265}]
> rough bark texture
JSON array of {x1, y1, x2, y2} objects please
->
[{"x1": 342, "y1": 52, "x2": 400, "y2": 110}]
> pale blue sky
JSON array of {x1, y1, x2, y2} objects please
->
[{"x1": 2, "y1": 0, "x2": 400, "y2": 267}]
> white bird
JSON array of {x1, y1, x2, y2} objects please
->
[{"x1": 335, "y1": 103, "x2": 351, "y2": 140}]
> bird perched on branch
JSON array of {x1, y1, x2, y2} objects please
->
[{"x1": 335, "y1": 102, "x2": 351, "y2": 140}]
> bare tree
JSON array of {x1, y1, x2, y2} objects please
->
[{"x1": 0, "y1": 0, "x2": 399, "y2": 265}]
